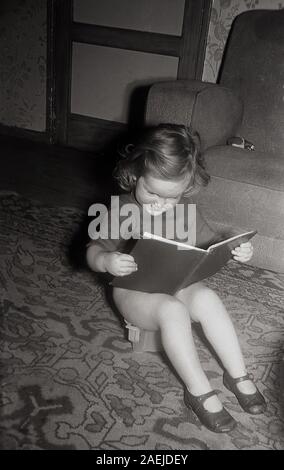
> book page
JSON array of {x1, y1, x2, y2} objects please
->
[
  {"x1": 143, "y1": 232, "x2": 206, "y2": 252},
  {"x1": 208, "y1": 230, "x2": 257, "y2": 251}
]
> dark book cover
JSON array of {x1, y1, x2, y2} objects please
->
[{"x1": 111, "y1": 230, "x2": 257, "y2": 295}]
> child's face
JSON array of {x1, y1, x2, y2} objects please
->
[{"x1": 135, "y1": 173, "x2": 190, "y2": 216}]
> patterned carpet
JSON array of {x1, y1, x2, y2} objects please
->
[{"x1": 0, "y1": 191, "x2": 283, "y2": 450}]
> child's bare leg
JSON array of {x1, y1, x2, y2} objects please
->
[
  {"x1": 113, "y1": 287, "x2": 223, "y2": 412},
  {"x1": 176, "y1": 283, "x2": 257, "y2": 394}
]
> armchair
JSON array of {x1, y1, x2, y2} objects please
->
[{"x1": 145, "y1": 9, "x2": 284, "y2": 273}]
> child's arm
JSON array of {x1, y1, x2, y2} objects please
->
[
  {"x1": 231, "y1": 242, "x2": 253, "y2": 263},
  {"x1": 86, "y1": 244, "x2": 137, "y2": 276}
]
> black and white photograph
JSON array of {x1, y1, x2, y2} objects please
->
[{"x1": 0, "y1": 0, "x2": 283, "y2": 453}]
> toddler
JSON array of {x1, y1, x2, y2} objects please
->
[{"x1": 86, "y1": 124, "x2": 266, "y2": 433}]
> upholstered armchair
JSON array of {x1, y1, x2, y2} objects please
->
[{"x1": 145, "y1": 9, "x2": 284, "y2": 273}]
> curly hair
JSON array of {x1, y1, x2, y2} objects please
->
[{"x1": 113, "y1": 124, "x2": 210, "y2": 197}]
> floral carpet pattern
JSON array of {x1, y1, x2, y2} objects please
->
[{"x1": 0, "y1": 192, "x2": 283, "y2": 450}]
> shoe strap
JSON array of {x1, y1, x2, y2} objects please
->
[
  {"x1": 230, "y1": 372, "x2": 254, "y2": 384},
  {"x1": 195, "y1": 389, "x2": 220, "y2": 405}
]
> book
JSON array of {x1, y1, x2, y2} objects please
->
[{"x1": 111, "y1": 230, "x2": 257, "y2": 295}]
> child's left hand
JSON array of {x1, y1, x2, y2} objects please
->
[{"x1": 231, "y1": 242, "x2": 253, "y2": 263}]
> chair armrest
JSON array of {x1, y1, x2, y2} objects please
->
[{"x1": 145, "y1": 80, "x2": 243, "y2": 151}]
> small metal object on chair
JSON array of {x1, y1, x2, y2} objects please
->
[{"x1": 124, "y1": 321, "x2": 162, "y2": 353}]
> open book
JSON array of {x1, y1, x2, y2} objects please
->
[{"x1": 111, "y1": 230, "x2": 257, "y2": 295}]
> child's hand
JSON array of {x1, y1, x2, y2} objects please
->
[
  {"x1": 104, "y1": 252, "x2": 137, "y2": 276},
  {"x1": 231, "y1": 242, "x2": 253, "y2": 263}
]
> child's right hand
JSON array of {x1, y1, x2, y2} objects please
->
[{"x1": 104, "y1": 252, "x2": 137, "y2": 276}]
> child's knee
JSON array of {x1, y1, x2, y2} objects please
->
[
  {"x1": 157, "y1": 297, "x2": 190, "y2": 327},
  {"x1": 190, "y1": 283, "x2": 219, "y2": 305},
  {"x1": 190, "y1": 284, "x2": 229, "y2": 324}
]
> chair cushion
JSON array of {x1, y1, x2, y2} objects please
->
[
  {"x1": 203, "y1": 145, "x2": 284, "y2": 191},
  {"x1": 194, "y1": 145, "x2": 284, "y2": 242},
  {"x1": 194, "y1": 147, "x2": 284, "y2": 271}
]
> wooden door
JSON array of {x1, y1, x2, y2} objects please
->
[{"x1": 52, "y1": 0, "x2": 212, "y2": 151}]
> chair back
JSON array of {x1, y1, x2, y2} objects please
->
[{"x1": 219, "y1": 9, "x2": 284, "y2": 156}]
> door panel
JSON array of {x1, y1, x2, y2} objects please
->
[
  {"x1": 71, "y1": 43, "x2": 178, "y2": 123},
  {"x1": 73, "y1": 0, "x2": 185, "y2": 36}
]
